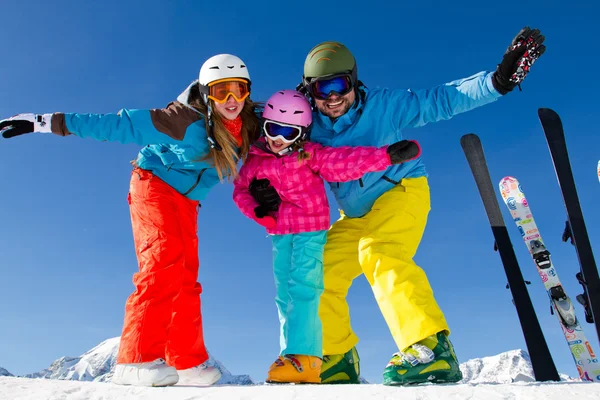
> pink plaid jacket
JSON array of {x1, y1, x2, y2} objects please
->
[{"x1": 233, "y1": 138, "x2": 392, "y2": 235}]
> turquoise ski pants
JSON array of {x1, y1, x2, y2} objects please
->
[{"x1": 271, "y1": 230, "x2": 327, "y2": 357}]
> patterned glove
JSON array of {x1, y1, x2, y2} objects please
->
[
  {"x1": 0, "y1": 113, "x2": 53, "y2": 138},
  {"x1": 492, "y1": 27, "x2": 546, "y2": 95}
]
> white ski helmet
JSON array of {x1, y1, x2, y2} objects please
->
[{"x1": 199, "y1": 54, "x2": 250, "y2": 87}]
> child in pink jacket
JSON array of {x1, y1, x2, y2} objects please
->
[{"x1": 232, "y1": 90, "x2": 420, "y2": 384}]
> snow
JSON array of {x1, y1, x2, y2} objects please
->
[
  {"x1": 2, "y1": 337, "x2": 597, "y2": 399},
  {"x1": 0, "y1": 336, "x2": 554, "y2": 385},
  {"x1": 2, "y1": 336, "x2": 566, "y2": 384},
  {"x1": 1, "y1": 376, "x2": 599, "y2": 400}
]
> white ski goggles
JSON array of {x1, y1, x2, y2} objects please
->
[{"x1": 263, "y1": 120, "x2": 304, "y2": 144}]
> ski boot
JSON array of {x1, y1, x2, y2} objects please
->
[
  {"x1": 266, "y1": 355, "x2": 322, "y2": 384},
  {"x1": 176, "y1": 362, "x2": 222, "y2": 386},
  {"x1": 320, "y1": 347, "x2": 360, "y2": 384},
  {"x1": 112, "y1": 358, "x2": 179, "y2": 387},
  {"x1": 383, "y1": 331, "x2": 463, "y2": 386}
]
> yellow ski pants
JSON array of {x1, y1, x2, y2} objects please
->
[{"x1": 320, "y1": 177, "x2": 449, "y2": 355}]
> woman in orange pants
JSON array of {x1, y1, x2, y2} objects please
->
[{"x1": 0, "y1": 54, "x2": 260, "y2": 387}]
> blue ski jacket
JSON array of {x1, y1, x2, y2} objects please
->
[
  {"x1": 50, "y1": 82, "x2": 222, "y2": 201},
  {"x1": 309, "y1": 71, "x2": 502, "y2": 218}
]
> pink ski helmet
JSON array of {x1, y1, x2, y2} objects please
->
[{"x1": 262, "y1": 90, "x2": 312, "y2": 144}]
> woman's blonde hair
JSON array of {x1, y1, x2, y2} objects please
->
[{"x1": 188, "y1": 83, "x2": 260, "y2": 181}]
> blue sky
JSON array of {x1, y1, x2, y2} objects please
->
[{"x1": 0, "y1": 0, "x2": 599, "y2": 384}]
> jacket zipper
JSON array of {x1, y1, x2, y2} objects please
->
[{"x1": 183, "y1": 168, "x2": 207, "y2": 196}]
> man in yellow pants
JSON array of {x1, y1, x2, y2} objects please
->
[{"x1": 295, "y1": 28, "x2": 546, "y2": 385}]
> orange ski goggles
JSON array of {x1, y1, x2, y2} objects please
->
[{"x1": 208, "y1": 78, "x2": 250, "y2": 104}]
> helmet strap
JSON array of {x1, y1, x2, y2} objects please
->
[
  {"x1": 206, "y1": 104, "x2": 223, "y2": 152},
  {"x1": 276, "y1": 146, "x2": 294, "y2": 156}
]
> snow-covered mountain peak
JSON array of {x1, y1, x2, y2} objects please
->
[
  {"x1": 459, "y1": 348, "x2": 537, "y2": 383},
  {"x1": 24, "y1": 337, "x2": 119, "y2": 382}
]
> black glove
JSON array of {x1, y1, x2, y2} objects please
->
[
  {"x1": 0, "y1": 113, "x2": 53, "y2": 138},
  {"x1": 249, "y1": 178, "x2": 281, "y2": 212},
  {"x1": 254, "y1": 205, "x2": 270, "y2": 218},
  {"x1": 492, "y1": 27, "x2": 546, "y2": 95},
  {"x1": 387, "y1": 140, "x2": 421, "y2": 164}
]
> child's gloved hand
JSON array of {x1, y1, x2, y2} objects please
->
[
  {"x1": 387, "y1": 140, "x2": 421, "y2": 164},
  {"x1": 253, "y1": 206, "x2": 277, "y2": 229},
  {"x1": 250, "y1": 178, "x2": 281, "y2": 212}
]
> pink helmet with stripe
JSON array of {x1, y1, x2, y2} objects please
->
[{"x1": 262, "y1": 90, "x2": 312, "y2": 128}]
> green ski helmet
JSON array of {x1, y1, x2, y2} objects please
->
[{"x1": 302, "y1": 41, "x2": 358, "y2": 92}]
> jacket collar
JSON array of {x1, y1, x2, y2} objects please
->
[
  {"x1": 176, "y1": 80, "x2": 196, "y2": 107},
  {"x1": 250, "y1": 137, "x2": 280, "y2": 157},
  {"x1": 176, "y1": 80, "x2": 205, "y2": 117}
]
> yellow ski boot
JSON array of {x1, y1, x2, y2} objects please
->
[{"x1": 266, "y1": 355, "x2": 322, "y2": 384}]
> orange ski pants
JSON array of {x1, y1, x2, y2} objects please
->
[{"x1": 116, "y1": 168, "x2": 208, "y2": 370}]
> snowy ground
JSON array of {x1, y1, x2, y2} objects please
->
[{"x1": 2, "y1": 376, "x2": 600, "y2": 400}]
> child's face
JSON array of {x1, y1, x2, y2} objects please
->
[
  {"x1": 213, "y1": 95, "x2": 245, "y2": 120},
  {"x1": 266, "y1": 136, "x2": 293, "y2": 153}
]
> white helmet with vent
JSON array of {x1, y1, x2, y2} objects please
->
[{"x1": 199, "y1": 54, "x2": 250, "y2": 86}]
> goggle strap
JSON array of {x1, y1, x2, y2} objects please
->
[{"x1": 198, "y1": 84, "x2": 209, "y2": 95}]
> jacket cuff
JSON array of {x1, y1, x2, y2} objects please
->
[
  {"x1": 486, "y1": 72, "x2": 504, "y2": 98},
  {"x1": 50, "y1": 113, "x2": 73, "y2": 136}
]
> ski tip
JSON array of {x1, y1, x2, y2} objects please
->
[
  {"x1": 460, "y1": 133, "x2": 480, "y2": 148},
  {"x1": 538, "y1": 108, "x2": 560, "y2": 121},
  {"x1": 499, "y1": 176, "x2": 519, "y2": 193}
]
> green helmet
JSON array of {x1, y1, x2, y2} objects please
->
[{"x1": 303, "y1": 41, "x2": 357, "y2": 83}]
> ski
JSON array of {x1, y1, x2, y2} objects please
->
[
  {"x1": 500, "y1": 176, "x2": 600, "y2": 381},
  {"x1": 562, "y1": 221, "x2": 595, "y2": 324},
  {"x1": 538, "y1": 108, "x2": 600, "y2": 343},
  {"x1": 460, "y1": 133, "x2": 560, "y2": 382}
]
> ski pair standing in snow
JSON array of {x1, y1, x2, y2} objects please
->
[
  {"x1": 253, "y1": 27, "x2": 546, "y2": 385},
  {"x1": 233, "y1": 90, "x2": 422, "y2": 384},
  {"x1": 499, "y1": 176, "x2": 600, "y2": 382},
  {"x1": 0, "y1": 54, "x2": 261, "y2": 387}
]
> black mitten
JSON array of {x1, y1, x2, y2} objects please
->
[
  {"x1": 254, "y1": 205, "x2": 270, "y2": 218},
  {"x1": 387, "y1": 140, "x2": 422, "y2": 164},
  {"x1": 249, "y1": 178, "x2": 281, "y2": 212},
  {"x1": 492, "y1": 27, "x2": 546, "y2": 95}
]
